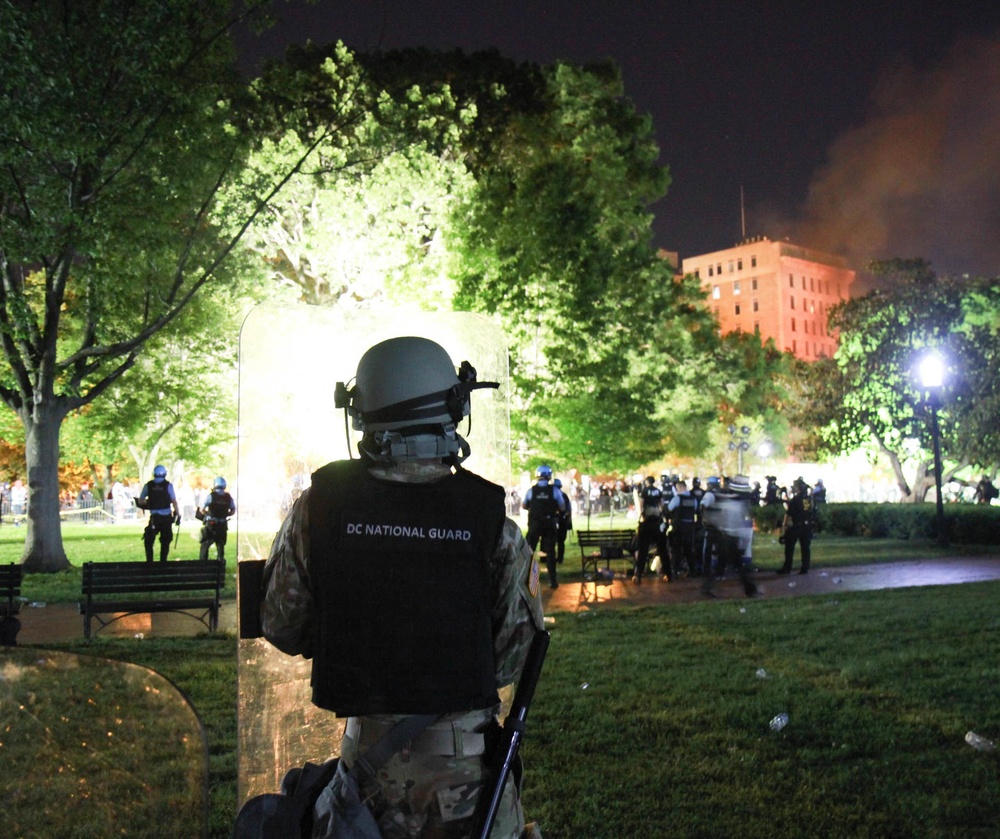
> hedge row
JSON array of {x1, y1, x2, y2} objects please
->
[{"x1": 752, "y1": 502, "x2": 1000, "y2": 545}]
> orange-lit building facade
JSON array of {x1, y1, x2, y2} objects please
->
[{"x1": 682, "y1": 237, "x2": 856, "y2": 360}]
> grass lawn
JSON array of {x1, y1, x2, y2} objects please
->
[{"x1": 4, "y1": 523, "x2": 1000, "y2": 837}]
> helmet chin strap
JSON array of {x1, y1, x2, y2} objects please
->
[{"x1": 359, "y1": 425, "x2": 471, "y2": 466}]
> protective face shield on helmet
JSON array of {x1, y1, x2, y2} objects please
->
[
  {"x1": 334, "y1": 336, "x2": 498, "y2": 464},
  {"x1": 153, "y1": 465, "x2": 167, "y2": 481},
  {"x1": 214, "y1": 477, "x2": 227, "y2": 491}
]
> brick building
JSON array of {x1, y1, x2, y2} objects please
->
[{"x1": 682, "y1": 236, "x2": 856, "y2": 360}]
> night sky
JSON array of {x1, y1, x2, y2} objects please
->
[{"x1": 240, "y1": 1, "x2": 1000, "y2": 283}]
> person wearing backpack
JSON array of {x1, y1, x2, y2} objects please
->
[{"x1": 257, "y1": 336, "x2": 546, "y2": 839}]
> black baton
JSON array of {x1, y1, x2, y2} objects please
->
[{"x1": 472, "y1": 629, "x2": 550, "y2": 839}]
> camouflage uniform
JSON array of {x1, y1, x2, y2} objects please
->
[{"x1": 262, "y1": 461, "x2": 545, "y2": 839}]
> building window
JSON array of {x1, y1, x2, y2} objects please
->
[
  {"x1": 708, "y1": 265, "x2": 714, "y2": 277},
  {"x1": 734, "y1": 303, "x2": 741, "y2": 316},
  {"x1": 789, "y1": 274, "x2": 794, "y2": 287},
  {"x1": 810, "y1": 277, "x2": 815, "y2": 292},
  {"x1": 751, "y1": 277, "x2": 758, "y2": 290},
  {"x1": 737, "y1": 258, "x2": 743, "y2": 271},
  {"x1": 790, "y1": 295, "x2": 795, "y2": 310},
  {"x1": 712, "y1": 284, "x2": 721, "y2": 299},
  {"x1": 728, "y1": 260, "x2": 734, "y2": 273},
  {"x1": 793, "y1": 339, "x2": 797, "y2": 353},
  {"x1": 733, "y1": 280, "x2": 741, "y2": 295},
  {"x1": 751, "y1": 256, "x2": 757, "y2": 268},
  {"x1": 717, "y1": 263, "x2": 722, "y2": 275},
  {"x1": 801, "y1": 276, "x2": 807, "y2": 290},
  {"x1": 791, "y1": 317, "x2": 796, "y2": 332},
  {"x1": 752, "y1": 299, "x2": 759, "y2": 312}
]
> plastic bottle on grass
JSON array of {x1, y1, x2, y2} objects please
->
[
  {"x1": 769, "y1": 713, "x2": 789, "y2": 732},
  {"x1": 965, "y1": 731, "x2": 996, "y2": 751}
]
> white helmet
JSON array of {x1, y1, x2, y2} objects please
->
[{"x1": 335, "y1": 336, "x2": 497, "y2": 463}]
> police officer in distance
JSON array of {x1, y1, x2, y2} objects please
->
[
  {"x1": 635, "y1": 476, "x2": 670, "y2": 584},
  {"x1": 666, "y1": 480, "x2": 699, "y2": 576},
  {"x1": 700, "y1": 476, "x2": 759, "y2": 598},
  {"x1": 136, "y1": 465, "x2": 181, "y2": 562},
  {"x1": 553, "y1": 478, "x2": 572, "y2": 567},
  {"x1": 260, "y1": 336, "x2": 545, "y2": 839},
  {"x1": 778, "y1": 477, "x2": 815, "y2": 575},
  {"x1": 198, "y1": 476, "x2": 236, "y2": 562},
  {"x1": 522, "y1": 465, "x2": 567, "y2": 590}
]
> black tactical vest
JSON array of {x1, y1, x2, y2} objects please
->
[
  {"x1": 206, "y1": 491, "x2": 233, "y2": 519},
  {"x1": 527, "y1": 482, "x2": 558, "y2": 523},
  {"x1": 307, "y1": 460, "x2": 505, "y2": 716},
  {"x1": 672, "y1": 494, "x2": 699, "y2": 528},
  {"x1": 144, "y1": 481, "x2": 171, "y2": 510}
]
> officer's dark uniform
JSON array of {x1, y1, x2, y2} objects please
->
[
  {"x1": 199, "y1": 488, "x2": 235, "y2": 561},
  {"x1": 553, "y1": 482, "x2": 572, "y2": 565},
  {"x1": 139, "y1": 479, "x2": 176, "y2": 562},
  {"x1": 779, "y1": 481, "x2": 815, "y2": 574},
  {"x1": 668, "y1": 487, "x2": 699, "y2": 576},
  {"x1": 523, "y1": 480, "x2": 564, "y2": 589},
  {"x1": 635, "y1": 479, "x2": 670, "y2": 582}
]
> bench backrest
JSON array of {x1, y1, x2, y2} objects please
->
[
  {"x1": 577, "y1": 529, "x2": 635, "y2": 545},
  {"x1": 0, "y1": 563, "x2": 23, "y2": 594},
  {"x1": 82, "y1": 560, "x2": 225, "y2": 596},
  {"x1": 0, "y1": 562, "x2": 24, "y2": 603}
]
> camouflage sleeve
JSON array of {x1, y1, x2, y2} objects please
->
[
  {"x1": 491, "y1": 516, "x2": 545, "y2": 687},
  {"x1": 260, "y1": 489, "x2": 315, "y2": 658}
]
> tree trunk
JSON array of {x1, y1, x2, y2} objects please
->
[{"x1": 20, "y1": 405, "x2": 71, "y2": 573}]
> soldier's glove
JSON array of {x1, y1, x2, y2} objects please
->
[
  {"x1": 174, "y1": 514, "x2": 182, "y2": 527},
  {"x1": 778, "y1": 534, "x2": 785, "y2": 545}
]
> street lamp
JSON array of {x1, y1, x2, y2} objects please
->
[
  {"x1": 918, "y1": 351, "x2": 948, "y2": 547},
  {"x1": 728, "y1": 424, "x2": 751, "y2": 475}
]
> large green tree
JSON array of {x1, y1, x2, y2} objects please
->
[
  {"x1": 0, "y1": 0, "x2": 325, "y2": 571},
  {"x1": 239, "y1": 42, "x2": 478, "y2": 308},
  {"x1": 801, "y1": 259, "x2": 1000, "y2": 500},
  {"x1": 452, "y1": 60, "x2": 715, "y2": 471}
]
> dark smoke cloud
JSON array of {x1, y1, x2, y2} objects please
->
[{"x1": 792, "y1": 34, "x2": 1000, "y2": 289}]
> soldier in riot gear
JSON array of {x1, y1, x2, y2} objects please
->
[
  {"x1": 522, "y1": 465, "x2": 566, "y2": 589},
  {"x1": 259, "y1": 336, "x2": 545, "y2": 839},
  {"x1": 136, "y1": 465, "x2": 180, "y2": 562},
  {"x1": 197, "y1": 477, "x2": 235, "y2": 562}
]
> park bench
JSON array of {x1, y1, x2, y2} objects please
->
[
  {"x1": 576, "y1": 528, "x2": 636, "y2": 582},
  {"x1": 79, "y1": 559, "x2": 225, "y2": 640},
  {"x1": 1, "y1": 562, "x2": 24, "y2": 645}
]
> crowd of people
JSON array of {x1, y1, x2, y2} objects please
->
[{"x1": 520, "y1": 469, "x2": 825, "y2": 597}]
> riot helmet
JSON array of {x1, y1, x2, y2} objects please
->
[
  {"x1": 213, "y1": 477, "x2": 227, "y2": 491},
  {"x1": 706, "y1": 476, "x2": 721, "y2": 490},
  {"x1": 536, "y1": 465, "x2": 553, "y2": 481},
  {"x1": 335, "y1": 336, "x2": 498, "y2": 465},
  {"x1": 553, "y1": 478, "x2": 562, "y2": 488},
  {"x1": 153, "y1": 465, "x2": 167, "y2": 482}
]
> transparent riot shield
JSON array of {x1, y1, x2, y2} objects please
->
[
  {"x1": 236, "y1": 303, "x2": 511, "y2": 804},
  {"x1": 0, "y1": 648, "x2": 208, "y2": 836}
]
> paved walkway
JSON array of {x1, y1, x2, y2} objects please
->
[{"x1": 12, "y1": 556, "x2": 1000, "y2": 645}]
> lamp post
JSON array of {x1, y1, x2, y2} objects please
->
[
  {"x1": 918, "y1": 352, "x2": 948, "y2": 547},
  {"x1": 728, "y1": 424, "x2": 751, "y2": 475}
]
